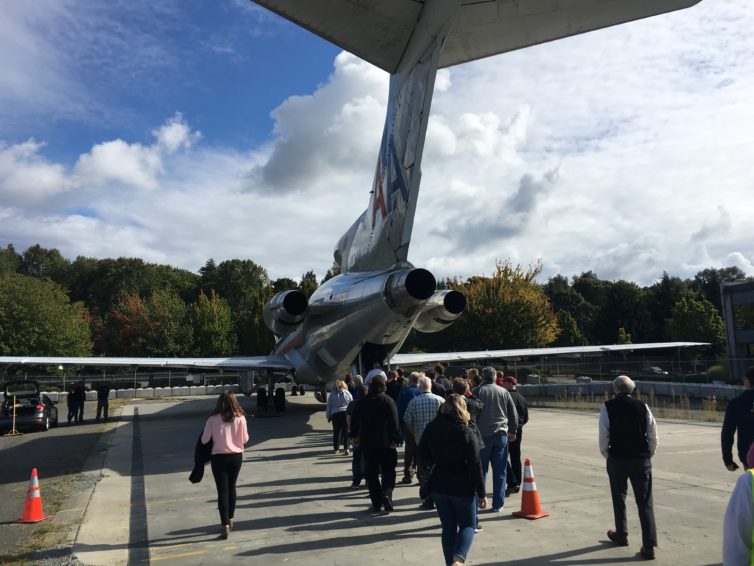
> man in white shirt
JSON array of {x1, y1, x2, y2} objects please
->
[
  {"x1": 598, "y1": 375, "x2": 658, "y2": 561},
  {"x1": 364, "y1": 361, "x2": 387, "y2": 387}
]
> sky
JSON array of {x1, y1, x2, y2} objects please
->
[{"x1": 1, "y1": 0, "x2": 753, "y2": 287}]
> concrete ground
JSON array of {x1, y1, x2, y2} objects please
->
[{"x1": 27, "y1": 395, "x2": 734, "y2": 565}]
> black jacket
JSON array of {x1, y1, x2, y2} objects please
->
[
  {"x1": 350, "y1": 392, "x2": 400, "y2": 450},
  {"x1": 508, "y1": 389, "x2": 529, "y2": 434},
  {"x1": 463, "y1": 395, "x2": 485, "y2": 451},
  {"x1": 722, "y1": 389, "x2": 754, "y2": 466},
  {"x1": 189, "y1": 432, "x2": 213, "y2": 484},
  {"x1": 418, "y1": 413, "x2": 486, "y2": 499}
]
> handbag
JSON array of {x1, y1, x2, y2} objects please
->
[{"x1": 418, "y1": 464, "x2": 435, "y2": 500}]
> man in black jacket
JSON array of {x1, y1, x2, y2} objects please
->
[
  {"x1": 599, "y1": 375, "x2": 658, "y2": 561},
  {"x1": 722, "y1": 366, "x2": 754, "y2": 472},
  {"x1": 500, "y1": 374, "x2": 528, "y2": 495},
  {"x1": 350, "y1": 375, "x2": 401, "y2": 512}
]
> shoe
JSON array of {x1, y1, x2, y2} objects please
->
[
  {"x1": 491, "y1": 507, "x2": 502, "y2": 513},
  {"x1": 509, "y1": 485, "x2": 520, "y2": 494},
  {"x1": 420, "y1": 500, "x2": 435, "y2": 510},
  {"x1": 474, "y1": 523, "x2": 483, "y2": 533},
  {"x1": 382, "y1": 495, "x2": 394, "y2": 512},
  {"x1": 607, "y1": 530, "x2": 629, "y2": 546},
  {"x1": 350, "y1": 482, "x2": 360, "y2": 489},
  {"x1": 333, "y1": 449, "x2": 340, "y2": 455},
  {"x1": 370, "y1": 505, "x2": 382, "y2": 513},
  {"x1": 344, "y1": 450, "x2": 350, "y2": 456},
  {"x1": 401, "y1": 476, "x2": 413, "y2": 485},
  {"x1": 229, "y1": 518, "x2": 234, "y2": 532},
  {"x1": 640, "y1": 547, "x2": 655, "y2": 560},
  {"x1": 504, "y1": 488, "x2": 511, "y2": 497},
  {"x1": 220, "y1": 525, "x2": 229, "y2": 540}
]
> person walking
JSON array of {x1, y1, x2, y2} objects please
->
[
  {"x1": 599, "y1": 375, "x2": 658, "y2": 560},
  {"x1": 73, "y1": 382, "x2": 87, "y2": 423},
  {"x1": 397, "y1": 372, "x2": 422, "y2": 484},
  {"x1": 95, "y1": 382, "x2": 111, "y2": 422},
  {"x1": 722, "y1": 366, "x2": 754, "y2": 472},
  {"x1": 404, "y1": 375, "x2": 446, "y2": 508},
  {"x1": 473, "y1": 367, "x2": 518, "y2": 512},
  {"x1": 723, "y1": 442, "x2": 754, "y2": 565},
  {"x1": 452, "y1": 377, "x2": 485, "y2": 532},
  {"x1": 326, "y1": 379, "x2": 353, "y2": 455},
  {"x1": 201, "y1": 391, "x2": 249, "y2": 539},
  {"x1": 346, "y1": 383, "x2": 368, "y2": 488},
  {"x1": 66, "y1": 387, "x2": 78, "y2": 425},
  {"x1": 419, "y1": 394, "x2": 487, "y2": 566},
  {"x1": 499, "y1": 374, "x2": 528, "y2": 496},
  {"x1": 350, "y1": 375, "x2": 400, "y2": 512}
]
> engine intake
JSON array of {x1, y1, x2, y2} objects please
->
[
  {"x1": 413, "y1": 290, "x2": 466, "y2": 333},
  {"x1": 383, "y1": 268, "x2": 436, "y2": 313},
  {"x1": 263, "y1": 290, "x2": 308, "y2": 337}
]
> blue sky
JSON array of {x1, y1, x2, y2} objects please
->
[{"x1": 1, "y1": 0, "x2": 753, "y2": 285}]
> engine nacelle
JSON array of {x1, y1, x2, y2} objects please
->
[
  {"x1": 413, "y1": 290, "x2": 466, "y2": 333},
  {"x1": 383, "y1": 268, "x2": 436, "y2": 315},
  {"x1": 263, "y1": 290, "x2": 308, "y2": 337}
]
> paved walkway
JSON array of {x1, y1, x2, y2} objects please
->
[{"x1": 67, "y1": 395, "x2": 728, "y2": 565}]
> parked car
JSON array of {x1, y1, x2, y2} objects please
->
[
  {"x1": 643, "y1": 366, "x2": 669, "y2": 376},
  {"x1": 0, "y1": 381, "x2": 59, "y2": 432}
]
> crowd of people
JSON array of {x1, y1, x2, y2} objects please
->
[{"x1": 345, "y1": 363, "x2": 525, "y2": 566}]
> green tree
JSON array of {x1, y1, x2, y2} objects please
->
[
  {"x1": 19, "y1": 244, "x2": 71, "y2": 285},
  {"x1": 0, "y1": 244, "x2": 21, "y2": 276},
  {"x1": 192, "y1": 290, "x2": 235, "y2": 356},
  {"x1": 272, "y1": 277, "x2": 299, "y2": 294},
  {"x1": 553, "y1": 310, "x2": 587, "y2": 346},
  {"x1": 214, "y1": 259, "x2": 273, "y2": 355},
  {"x1": 443, "y1": 260, "x2": 559, "y2": 350},
  {"x1": 666, "y1": 297, "x2": 726, "y2": 355},
  {"x1": 0, "y1": 274, "x2": 92, "y2": 356},
  {"x1": 691, "y1": 267, "x2": 749, "y2": 312},
  {"x1": 645, "y1": 272, "x2": 692, "y2": 341},
  {"x1": 322, "y1": 261, "x2": 342, "y2": 284},
  {"x1": 300, "y1": 270, "x2": 318, "y2": 298},
  {"x1": 595, "y1": 280, "x2": 652, "y2": 344}
]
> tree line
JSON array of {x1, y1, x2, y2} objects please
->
[{"x1": 0, "y1": 244, "x2": 746, "y2": 363}]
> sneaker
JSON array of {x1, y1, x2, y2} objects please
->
[
  {"x1": 344, "y1": 450, "x2": 350, "y2": 456},
  {"x1": 350, "y1": 483, "x2": 360, "y2": 489},
  {"x1": 474, "y1": 524, "x2": 483, "y2": 533},
  {"x1": 401, "y1": 476, "x2": 413, "y2": 485},
  {"x1": 420, "y1": 500, "x2": 435, "y2": 510},
  {"x1": 333, "y1": 450, "x2": 340, "y2": 455},
  {"x1": 639, "y1": 547, "x2": 655, "y2": 560},
  {"x1": 491, "y1": 507, "x2": 502, "y2": 513},
  {"x1": 607, "y1": 530, "x2": 629, "y2": 547},
  {"x1": 382, "y1": 495, "x2": 394, "y2": 512}
]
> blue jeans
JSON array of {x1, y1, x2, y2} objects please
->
[
  {"x1": 480, "y1": 433, "x2": 509, "y2": 510},
  {"x1": 433, "y1": 493, "x2": 477, "y2": 565}
]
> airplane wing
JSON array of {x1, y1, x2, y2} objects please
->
[
  {"x1": 252, "y1": 0, "x2": 702, "y2": 73},
  {"x1": 391, "y1": 341, "x2": 709, "y2": 366},
  {"x1": 0, "y1": 356, "x2": 293, "y2": 371}
]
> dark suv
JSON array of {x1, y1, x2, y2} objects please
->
[{"x1": 1, "y1": 381, "x2": 59, "y2": 432}]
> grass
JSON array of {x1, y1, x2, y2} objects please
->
[{"x1": 535, "y1": 389, "x2": 723, "y2": 423}]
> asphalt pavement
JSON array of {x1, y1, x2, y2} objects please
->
[{"x1": 3, "y1": 394, "x2": 734, "y2": 565}]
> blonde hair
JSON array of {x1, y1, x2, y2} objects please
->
[
  {"x1": 440, "y1": 394, "x2": 470, "y2": 425},
  {"x1": 334, "y1": 379, "x2": 346, "y2": 390}
]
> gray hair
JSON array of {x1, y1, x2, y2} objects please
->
[
  {"x1": 481, "y1": 366, "x2": 497, "y2": 383},
  {"x1": 354, "y1": 375, "x2": 364, "y2": 386},
  {"x1": 418, "y1": 376, "x2": 432, "y2": 391},
  {"x1": 613, "y1": 375, "x2": 635, "y2": 395},
  {"x1": 409, "y1": 372, "x2": 421, "y2": 385}
]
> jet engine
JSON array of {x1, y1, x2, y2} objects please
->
[
  {"x1": 263, "y1": 290, "x2": 308, "y2": 337},
  {"x1": 413, "y1": 290, "x2": 466, "y2": 333}
]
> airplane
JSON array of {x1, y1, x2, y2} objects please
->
[{"x1": 0, "y1": 0, "x2": 705, "y2": 402}]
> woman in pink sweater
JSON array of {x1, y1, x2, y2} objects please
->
[{"x1": 201, "y1": 391, "x2": 249, "y2": 539}]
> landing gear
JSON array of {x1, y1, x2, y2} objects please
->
[{"x1": 314, "y1": 384, "x2": 327, "y2": 403}]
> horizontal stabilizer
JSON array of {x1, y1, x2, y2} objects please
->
[
  {"x1": 392, "y1": 341, "x2": 709, "y2": 365},
  {"x1": 252, "y1": 0, "x2": 702, "y2": 72}
]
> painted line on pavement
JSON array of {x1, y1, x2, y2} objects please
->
[{"x1": 129, "y1": 407, "x2": 150, "y2": 564}]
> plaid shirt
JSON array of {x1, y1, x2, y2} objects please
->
[{"x1": 403, "y1": 391, "x2": 445, "y2": 443}]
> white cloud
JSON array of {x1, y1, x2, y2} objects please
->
[{"x1": 1, "y1": 0, "x2": 753, "y2": 289}]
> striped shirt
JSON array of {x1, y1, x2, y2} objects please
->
[{"x1": 403, "y1": 391, "x2": 445, "y2": 443}]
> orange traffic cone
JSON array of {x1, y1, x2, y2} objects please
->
[
  {"x1": 512, "y1": 458, "x2": 550, "y2": 520},
  {"x1": 17, "y1": 468, "x2": 51, "y2": 523}
]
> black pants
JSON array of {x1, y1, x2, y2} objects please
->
[
  {"x1": 77, "y1": 401, "x2": 84, "y2": 422},
  {"x1": 607, "y1": 456, "x2": 656, "y2": 548},
  {"x1": 403, "y1": 427, "x2": 417, "y2": 479},
  {"x1": 211, "y1": 453, "x2": 243, "y2": 526},
  {"x1": 506, "y1": 428, "x2": 523, "y2": 487},
  {"x1": 96, "y1": 399, "x2": 109, "y2": 420},
  {"x1": 363, "y1": 447, "x2": 397, "y2": 509},
  {"x1": 331, "y1": 412, "x2": 349, "y2": 451}
]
